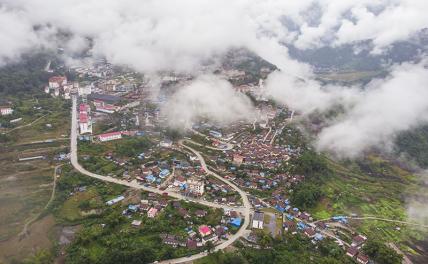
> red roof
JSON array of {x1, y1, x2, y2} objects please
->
[
  {"x1": 198, "y1": 225, "x2": 211, "y2": 235},
  {"x1": 79, "y1": 113, "x2": 88, "y2": 123},
  {"x1": 49, "y1": 76, "x2": 67, "y2": 84},
  {"x1": 79, "y1": 104, "x2": 90, "y2": 112}
]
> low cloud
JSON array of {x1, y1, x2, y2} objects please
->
[
  {"x1": 265, "y1": 61, "x2": 428, "y2": 158},
  {"x1": 161, "y1": 75, "x2": 255, "y2": 129}
]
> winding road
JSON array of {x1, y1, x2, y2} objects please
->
[{"x1": 69, "y1": 96, "x2": 252, "y2": 263}]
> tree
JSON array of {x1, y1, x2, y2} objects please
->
[
  {"x1": 363, "y1": 240, "x2": 403, "y2": 264},
  {"x1": 290, "y1": 182, "x2": 323, "y2": 209},
  {"x1": 205, "y1": 241, "x2": 215, "y2": 253}
]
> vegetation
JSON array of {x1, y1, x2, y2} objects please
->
[
  {"x1": 395, "y1": 125, "x2": 428, "y2": 168},
  {"x1": 363, "y1": 240, "x2": 403, "y2": 264},
  {"x1": 197, "y1": 233, "x2": 354, "y2": 264}
]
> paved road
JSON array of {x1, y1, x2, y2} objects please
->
[
  {"x1": 70, "y1": 96, "x2": 251, "y2": 263},
  {"x1": 182, "y1": 138, "x2": 234, "y2": 151}
]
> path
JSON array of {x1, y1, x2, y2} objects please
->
[
  {"x1": 19, "y1": 164, "x2": 62, "y2": 238},
  {"x1": 4, "y1": 114, "x2": 48, "y2": 134}
]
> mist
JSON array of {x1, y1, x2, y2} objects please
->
[
  {"x1": 0, "y1": 0, "x2": 427, "y2": 157},
  {"x1": 161, "y1": 75, "x2": 255, "y2": 129}
]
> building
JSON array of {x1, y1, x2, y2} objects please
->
[
  {"x1": 252, "y1": 212, "x2": 264, "y2": 229},
  {"x1": 78, "y1": 104, "x2": 92, "y2": 134},
  {"x1": 346, "y1": 246, "x2": 359, "y2": 258},
  {"x1": 351, "y1": 235, "x2": 367, "y2": 248},
  {"x1": 78, "y1": 85, "x2": 92, "y2": 96},
  {"x1": 304, "y1": 227, "x2": 316, "y2": 238},
  {"x1": 356, "y1": 253, "x2": 369, "y2": 264},
  {"x1": 198, "y1": 225, "x2": 212, "y2": 237},
  {"x1": 0, "y1": 107, "x2": 13, "y2": 116},
  {"x1": 147, "y1": 207, "x2": 158, "y2": 218},
  {"x1": 88, "y1": 93, "x2": 121, "y2": 105},
  {"x1": 106, "y1": 195, "x2": 125, "y2": 206},
  {"x1": 79, "y1": 104, "x2": 91, "y2": 113},
  {"x1": 79, "y1": 113, "x2": 92, "y2": 134},
  {"x1": 48, "y1": 76, "x2": 67, "y2": 89},
  {"x1": 186, "y1": 179, "x2": 205, "y2": 195},
  {"x1": 98, "y1": 131, "x2": 122, "y2": 142}
]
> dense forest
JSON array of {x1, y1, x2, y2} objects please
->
[
  {"x1": 0, "y1": 52, "x2": 67, "y2": 95},
  {"x1": 395, "y1": 125, "x2": 428, "y2": 168}
]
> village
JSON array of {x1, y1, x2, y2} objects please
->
[{"x1": 0, "y1": 58, "x2": 378, "y2": 264}]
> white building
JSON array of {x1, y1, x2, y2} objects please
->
[
  {"x1": 98, "y1": 131, "x2": 122, "y2": 142},
  {"x1": 252, "y1": 212, "x2": 264, "y2": 229},
  {"x1": 187, "y1": 179, "x2": 205, "y2": 195},
  {"x1": 79, "y1": 113, "x2": 92, "y2": 134},
  {"x1": 0, "y1": 107, "x2": 13, "y2": 116}
]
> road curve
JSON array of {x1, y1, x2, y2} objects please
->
[{"x1": 70, "y1": 96, "x2": 251, "y2": 263}]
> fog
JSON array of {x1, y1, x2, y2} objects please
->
[{"x1": 0, "y1": 0, "x2": 427, "y2": 157}]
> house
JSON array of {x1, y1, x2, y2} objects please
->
[
  {"x1": 0, "y1": 107, "x2": 13, "y2": 116},
  {"x1": 160, "y1": 139, "x2": 173, "y2": 147},
  {"x1": 178, "y1": 208, "x2": 190, "y2": 218},
  {"x1": 283, "y1": 220, "x2": 296, "y2": 232},
  {"x1": 79, "y1": 112, "x2": 92, "y2": 134},
  {"x1": 147, "y1": 207, "x2": 158, "y2": 218},
  {"x1": 106, "y1": 195, "x2": 125, "y2": 206},
  {"x1": 98, "y1": 131, "x2": 122, "y2": 142},
  {"x1": 351, "y1": 235, "x2": 367, "y2": 248},
  {"x1": 187, "y1": 239, "x2": 198, "y2": 249},
  {"x1": 195, "y1": 210, "x2": 207, "y2": 218},
  {"x1": 79, "y1": 104, "x2": 91, "y2": 113},
  {"x1": 131, "y1": 220, "x2": 142, "y2": 227},
  {"x1": 304, "y1": 227, "x2": 316, "y2": 238},
  {"x1": 88, "y1": 93, "x2": 121, "y2": 105},
  {"x1": 252, "y1": 212, "x2": 264, "y2": 229},
  {"x1": 159, "y1": 169, "x2": 170, "y2": 178},
  {"x1": 356, "y1": 253, "x2": 369, "y2": 264},
  {"x1": 48, "y1": 76, "x2": 67, "y2": 89},
  {"x1": 162, "y1": 234, "x2": 179, "y2": 247},
  {"x1": 215, "y1": 226, "x2": 226, "y2": 237},
  {"x1": 230, "y1": 218, "x2": 242, "y2": 227},
  {"x1": 232, "y1": 154, "x2": 245, "y2": 165},
  {"x1": 315, "y1": 221, "x2": 327, "y2": 229},
  {"x1": 198, "y1": 225, "x2": 212, "y2": 237},
  {"x1": 346, "y1": 246, "x2": 359, "y2": 258},
  {"x1": 186, "y1": 179, "x2": 205, "y2": 195},
  {"x1": 202, "y1": 233, "x2": 218, "y2": 244}
]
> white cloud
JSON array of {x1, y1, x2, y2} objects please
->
[
  {"x1": 316, "y1": 62, "x2": 428, "y2": 157},
  {"x1": 161, "y1": 75, "x2": 255, "y2": 129}
]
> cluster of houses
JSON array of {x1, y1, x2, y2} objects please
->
[
  {"x1": 225, "y1": 170, "x2": 304, "y2": 192},
  {"x1": 227, "y1": 138, "x2": 292, "y2": 170},
  {"x1": 160, "y1": 206, "x2": 243, "y2": 249},
  {"x1": 136, "y1": 161, "x2": 172, "y2": 186},
  {"x1": 88, "y1": 93, "x2": 122, "y2": 114},
  {"x1": 45, "y1": 76, "x2": 79, "y2": 99},
  {"x1": 346, "y1": 235, "x2": 369, "y2": 264},
  {"x1": 0, "y1": 106, "x2": 13, "y2": 116},
  {"x1": 204, "y1": 177, "x2": 241, "y2": 206}
]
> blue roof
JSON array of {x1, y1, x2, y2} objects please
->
[
  {"x1": 275, "y1": 205, "x2": 285, "y2": 212},
  {"x1": 297, "y1": 222, "x2": 306, "y2": 230},
  {"x1": 230, "y1": 218, "x2": 242, "y2": 227},
  {"x1": 159, "y1": 169, "x2": 170, "y2": 178},
  {"x1": 146, "y1": 175, "x2": 155, "y2": 182}
]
